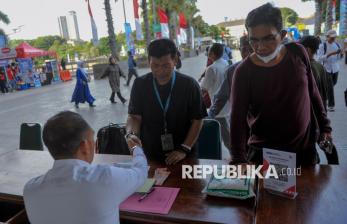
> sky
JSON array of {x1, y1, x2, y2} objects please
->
[{"x1": 0, "y1": 0, "x2": 315, "y2": 41}]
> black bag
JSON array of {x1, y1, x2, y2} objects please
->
[
  {"x1": 96, "y1": 123, "x2": 130, "y2": 155},
  {"x1": 344, "y1": 89, "x2": 347, "y2": 107}
]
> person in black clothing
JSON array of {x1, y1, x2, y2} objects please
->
[
  {"x1": 61, "y1": 58, "x2": 66, "y2": 70},
  {"x1": 126, "y1": 39, "x2": 207, "y2": 165},
  {"x1": 125, "y1": 51, "x2": 139, "y2": 86},
  {"x1": 0, "y1": 69, "x2": 9, "y2": 94}
]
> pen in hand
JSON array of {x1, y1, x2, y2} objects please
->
[{"x1": 138, "y1": 187, "x2": 155, "y2": 202}]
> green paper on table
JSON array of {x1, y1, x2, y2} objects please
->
[{"x1": 136, "y1": 178, "x2": 156, "y2": 193}]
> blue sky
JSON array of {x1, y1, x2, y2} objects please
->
[{"x1": 0, "y1": 0, "x2": 315, "y2": 40}]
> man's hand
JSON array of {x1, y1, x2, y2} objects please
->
[
  {"x1": 165, "y1": 150, "x2": 186, "y2": 165},
  {"x1": 320, "y1": 132, "x2": 333, "y2": 142},
  {"x1": 126, "y1": 135, "x2": 142, "y2": 154},
  {"x1": 327, "y1": 50, "x2": 341, "y2": 58}
]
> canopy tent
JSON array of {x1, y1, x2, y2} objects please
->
[{"x1": 15, "y1": 42, "x2": 56, "y2": 58}]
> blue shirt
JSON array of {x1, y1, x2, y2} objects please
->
[{"x1": 128, "y1": 56, "x2": 136, "y2": 69}]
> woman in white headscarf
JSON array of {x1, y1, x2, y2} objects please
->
[{"x1": 71, "y1": 61, "x2": 95, "y2": 108}]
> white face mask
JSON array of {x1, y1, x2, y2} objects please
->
[{"x1": 256, "y1": 44, "x2": 283, "y2": 64}]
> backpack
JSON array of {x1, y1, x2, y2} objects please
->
[
  {"x1": 323, "y1": 42, "x2": 343, "y2": 58},
  {"x1": 96, "y1": 123, "x2": 130, "y2": 155},
  {"x1": 323, "y1": 42, "x2": 341, "y2": 55}
]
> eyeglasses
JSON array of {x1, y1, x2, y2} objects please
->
[{"x1": 249, "y1": 33, "x2": 280, "y2": 46}]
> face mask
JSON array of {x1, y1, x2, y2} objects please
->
[{"x1": 256, "y1": 44, "x2": 283, "y2": 64}]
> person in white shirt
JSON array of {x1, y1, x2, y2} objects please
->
[
  {"x1": 317, "y1": 30, "x2": 343, "y2": 112},
  {"x1": 200, "y1": 43, "x2": 230, "y2": 152},
  {"x1": 23, "y1": 111, "x2": 148, "y2": 224}
]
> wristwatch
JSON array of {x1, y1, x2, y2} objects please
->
[{"x1": 179, "y1": 144, "x2": 191, "y2": 154}]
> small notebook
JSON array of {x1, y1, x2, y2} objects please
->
[
  {"x1": 120, "y1": 187, "x2": 180, "y2": 214},
  {"x1": 136, "y1": 178, "x2": 156, "y2": 193}
]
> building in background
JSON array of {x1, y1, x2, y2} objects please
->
[
  {"x1": 58, "y1": 16, "x2": 70, "y2": 40},
  {"x1": 68, "y1": 11, "x2": 81, "y2": 41},
  {"x1": 58, "y1": 11, "x2": 81, "y2": 42}
]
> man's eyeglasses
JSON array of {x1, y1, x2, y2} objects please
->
[{"x1": 248, "y1": 33, "x2": 280, "y2": 46}]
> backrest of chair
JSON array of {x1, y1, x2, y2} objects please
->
[
  {"x1": 19, "y1": 123, "x2": 43, "y2": 151},
  {"x1": 197, "y1": 119, "x2": 222, "y2": 160}
]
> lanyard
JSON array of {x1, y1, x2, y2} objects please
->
[{"x1": 152, "y1": 72, "x2": 176, "y2": 132}]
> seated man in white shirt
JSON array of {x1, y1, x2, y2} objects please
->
[{"x1": 24, "y1": 111, "x2": 148, "y2": 224}]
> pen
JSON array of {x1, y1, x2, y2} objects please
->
[{"x1": 138, "y1": 187, "x2": 155, "y2": 202}]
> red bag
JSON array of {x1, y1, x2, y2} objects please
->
[{"x1": 202, "y1": 89, "x2": 211, "y2": 108}]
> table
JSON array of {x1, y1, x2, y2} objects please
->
[
  {"x1": 255, "y1": 165, "x2": 347, "y2": 224},
  {"x1": 0, "y1": 150, "x2": 256, "y2": 224}
]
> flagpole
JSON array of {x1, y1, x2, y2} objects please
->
[
  {"x1": 122, "y1": 0, "x2": 127, "y2": 23},
  {"x1": 152, "y1": 0, "x2": 157, "y2": 24}
]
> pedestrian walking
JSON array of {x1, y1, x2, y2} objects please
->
[
  {"x1": 71, "y1": 61, "x2": 95, "y2": 108},
  {"x1": 125, "y1": 51, "x2": 139, "y2": 86},
  {"x1": 317, "y1": 30, "x2": 343, "y2": 112},
  {"x1": 101, "y1": 56, "x2": 127, "y2": 104}
]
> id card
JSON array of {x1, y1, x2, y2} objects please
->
[{"x1": 161, "y1": 133, "x2": 174, "y2": 151}]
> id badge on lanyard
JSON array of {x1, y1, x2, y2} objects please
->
[
  {"x1": 161, "y1": 118, "x2": 174, "y2": 152},
  {"x1": 153, "y1": 72, "x2": 176, "y2": 152}
]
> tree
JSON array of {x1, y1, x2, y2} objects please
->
[
  {"x1": 326, "y1": 0, "x2": 334, "y2": 31},
  {"x1": 141, "y1": 0, "x2": 151, "y2": 49},
  {"x1": 30, "y1": 35, "x2": 65, "y2": 51},
  {"x1": 192, "y1": 15, "x2": 209, "y2": 36},
  {"x1": 182, "y1": 0, "x2": 199, "y2": 49},
  {"x1": 280, "y1": 7, "x2": 299, "y2": 28},
  {"x1": 104, "y1": 0, "x2": 118, "y2": 58},
  {"x1": 0, "y1": 10, "x2": 10, "y2": 42}
]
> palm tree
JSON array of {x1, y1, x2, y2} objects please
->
[
  {"x1": 141, "y1": 0, "x2": 151, "y2": 48},
  {"x1": 314, "y1": 0, "x2": 323, "y2": 35},
  {"x1": 326, "y1": 0, "x2": 333, "y2": 32},
  {"x1": 0, "y1": 10, "x2": 10, "y2": 37},
  {"x1": 302, "y1": 0, "x2": 324, "y2": 35},
  {"x1": 104, "y1": 0, "x2": 118, "y2": 58},
  {"x1": 183, "y1": 0, "x2": 199, "y2": 49}
]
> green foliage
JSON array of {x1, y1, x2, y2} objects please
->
[
  {"x1": 280, "y1": 7, "x2": 299, "y2": 27},
  {"x1": 0, "y1": 10, "x2": 10, "y2": 24}
]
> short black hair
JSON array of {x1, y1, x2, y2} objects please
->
[
  {"x1": 43, "y1": 111, "x2": 91, "y2": 159},
  {"x1": 109, "y1": 56, "x2": 115, "y2": 64},
  {"x1": 299, "y1": 35, "x2": 320, "y2": 54},
  {"x1": 245, "y1": 3, "x2": 282, "y2": 32},
  {"x1": 148, "y1": 38, "x2": 177, "y2": 59},
  {"x1": 240, "y1": 35, "x2": 250, "y2": 48},
  {"x1": 209, "y1": 43, "x2": 224, "y2": 59}
]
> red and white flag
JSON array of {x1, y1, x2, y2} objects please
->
[
  {"x1": 178, "y1": 13, "x2": 188, "y2": 44},
  {"x1": 158, "y1": 7, "x2": 169, "y2": 38},
  {"x1": 133, "y1": 0, "x2": 143, "y2": 40},
  {"x1": 86, "y1": 0, "x2": 99, "y2": 46}
]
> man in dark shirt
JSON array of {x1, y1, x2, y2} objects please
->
[
  {"x1": 300, "y1": 36, "x2": 329, "y2": 111},
  {"x1": 127, "y1": 39, "x2": 207, "y2": 165},
  {"x1": 230, "y1": 3, "x2": 332, "y2": 165}
]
